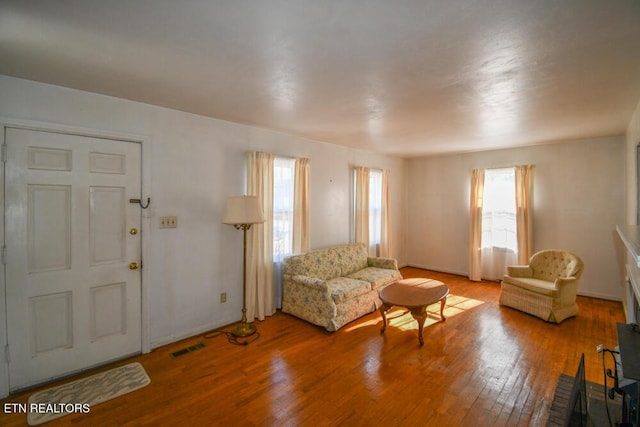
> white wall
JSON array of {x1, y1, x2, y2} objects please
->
[
  {"x1": 0, "y1": 76, "x2": 407, "y2": 358},
  {"x1": 407, "y1": 137, "x2": 625, "y2": 300}
]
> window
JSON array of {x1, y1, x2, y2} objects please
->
[
  {"x1": 354, "y1": 167, "x2": 384, "y2": 256},
  {"x1": 470, "y1": 164, "x2": 534, "y2": 281},
  {"x1": 369, "y1": 169, "x2": 383, "y2": 254},
  {"x1": 273, "y1": 157, "x2": 295, "y2": 262},
  {"x1": 481, "y1": 168, "x2": 516, "y2": 252}
]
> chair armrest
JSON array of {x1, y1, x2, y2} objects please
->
[
  {"x1": 506, "y1": 266, "x2": 533, "y2": 278},
  {"x1": 367, "y1": 257, "x2": 398, "y2": 270},
  {"x1": 554, "y1": 276, "x2": 578, "y2": 288}
]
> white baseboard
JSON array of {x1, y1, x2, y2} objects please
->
[
  {"x1": 150, "y1": 316, "x2": 238, "y2": 350},
  {"x1": 577, "y1": 290, "x2": 621, "y2": 302},
  {"x1": 403, "y1": 263, "x2": 469, "y2": 277}
]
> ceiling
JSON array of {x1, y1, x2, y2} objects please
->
[{"x1": 1, "y1": 1, "x2": 640, "y2": 157}]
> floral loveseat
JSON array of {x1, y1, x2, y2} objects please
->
[{"x1": 282, "y1": 243, "x2": 402, "y2": 331}]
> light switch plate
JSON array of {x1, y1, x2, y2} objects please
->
[{"x1": 159, "y1": 216, "x2": 178, "y2": 228}]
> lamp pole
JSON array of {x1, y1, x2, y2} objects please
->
[{"x1": 231, "y1": 223, "x2": 257, "y2": 337}]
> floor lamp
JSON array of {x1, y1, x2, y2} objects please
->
[{"x1": 222, "y1": 195, "x2": 265, "y2": 337}]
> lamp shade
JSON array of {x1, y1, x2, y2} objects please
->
[{"x1": 222, "y1": 195, "x2": 265, "y2": 225}]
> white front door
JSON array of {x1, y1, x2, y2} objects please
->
[{"x1": 4, "y1": 127, "x2": 142, "y2": 391}]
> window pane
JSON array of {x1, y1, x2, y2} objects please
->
[
  {"x1": 369, "y1": 170, "x2": 382, "y2": 250},
  {"x1": 481, "y1": 168, "x2": 517, "y2": 251},
  {"x1": 273, "y1": 157, "x2": 295, "y2": 261}
]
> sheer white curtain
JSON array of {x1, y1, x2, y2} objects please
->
[
  {"x1": 354, "y1": 166, "x2": 370, "y2": 247},
  {"x1": 246, "y1": 151, "x2": 275, "y2": 321},
  {"x1": 481, "y1": 247, "x2": 517, "y2": 281}
]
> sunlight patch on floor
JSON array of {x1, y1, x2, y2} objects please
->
[
  {"x1": 344, "y1": 294, "x2": 485, "y2": 332},
  {"x1": 344, "y1": 318, "x2": 381, "y2": 331}
]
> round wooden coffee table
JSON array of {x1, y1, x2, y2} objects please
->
[{"x1": 378, "y1": 278, "x2": 449, "y2": 346}]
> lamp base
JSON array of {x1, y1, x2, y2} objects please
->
[{"x1": 231, "y1": 321, "x2": 257, "y2": 337}]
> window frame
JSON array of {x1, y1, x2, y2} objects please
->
[
  {"x1": 481, "y1": 167, "x2": 517, "y2": 252},
  {"x1": 272, "y1": 156, "x2": 295, "y2": 261}
]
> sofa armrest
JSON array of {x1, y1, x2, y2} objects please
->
[
  {"x1": 285, "y1": 274, "x2": 327, "y2": 290},
  {"x1": 367, "y1": 257, "x2": 398, "y2": 270},
  {"x1": 506, "y1": 265, "x2": 533, "y2": 277},
  {"x1": 282, "y1": 274, "x2": 335, "y2": 328}
]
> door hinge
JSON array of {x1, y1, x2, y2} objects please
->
[
  {"x1": 1, "y1": 144, "x2": 6, "y2": 163},
  {"x1": 4, "y1": 344, "x2": 9, "y2": 364},
  {"x1": 1, "y1": 246, "x2": 6, "y2": 265}
]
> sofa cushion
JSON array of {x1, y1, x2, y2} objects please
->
[
  {"x1": 347, "y1": 267, "x2": 401, "y2": 290},
  {"x1": 284, "y1": 249, "x2": 342, "y2": 280},
  {"x1": 502, "y1": 276, "x2": 558, "y2": 297},
  {"x1": 326, "y1": 277, "x2": 371, "y2": 304},
  {"x1": 335, "y1": 243, "x2": 369, "y2": 276}
]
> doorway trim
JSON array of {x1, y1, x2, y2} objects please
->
[{"x1": 0, "y1": 117, "x2": 152, "y2": 398}]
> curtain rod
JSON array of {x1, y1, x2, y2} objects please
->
[{"x1": 245, "y1": 150, "x2": 308, "y2": 161}]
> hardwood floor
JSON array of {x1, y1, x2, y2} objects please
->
[{"x1": 0, "y1": 267, "x2": 625, "y2": 426}]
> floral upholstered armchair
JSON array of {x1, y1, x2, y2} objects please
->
[{"x1": 499, "y1": 249, "x2": 584, "y2": 323}]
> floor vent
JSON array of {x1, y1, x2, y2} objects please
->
[{"x1": 171, "y1": 342, "x2": 206, "y2": 358}]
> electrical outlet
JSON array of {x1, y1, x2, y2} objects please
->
[
  {"x1": 159, "y1": 216, "x2": 178, "y2": 228},
  {"x1": 220, "y1": 292, "x2": 227, "y2": 303}
]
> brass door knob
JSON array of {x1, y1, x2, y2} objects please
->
[
  {"x1": 130, "y1": 228, "x2": 138, "y2": 235},
  {"x1": 129, "y1": 262, "x2": 139, "y2": 270}
]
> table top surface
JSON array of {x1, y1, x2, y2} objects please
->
[{"x1": 378, "y1": 278, "x2": 449, "y2": 308}]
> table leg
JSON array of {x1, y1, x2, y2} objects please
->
[
  {"x1": 379, "y1": 303, "x2": 391, "y2": 333},
  {"x1": 410, "y1": 306, "x2": 428, "y2": 346},
  {"x1": 440, "y1": 297, "x2": 447, "y2": 321}
]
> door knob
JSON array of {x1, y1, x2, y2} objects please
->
[
  {"x1": 129, "y1": 262, "x2": 139, "y2": 270},
  {"x1": 129, "y1": 228, "x2": 138, "y2": 235}
]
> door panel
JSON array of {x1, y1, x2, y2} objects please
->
[
  {"x1": 90, "y1": 282, "x2": 127, "y2": 341},
  {"x1": 90, "y1": 186, "x2": 127, "y2": 264},
  {"x1": 28, "y1": 185, "x2": 72, "y2": 272},
  {"x1": 30, "y1": 291, "x2": 73, "y2": 356},
  {"x1": 5, "y1": 127, "x2": 142, "y2": 391}
]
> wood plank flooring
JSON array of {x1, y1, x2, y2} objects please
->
[{"x1": 0, "y1": 267, "x2": 626, "y2": 426}]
